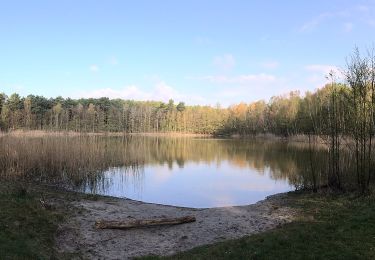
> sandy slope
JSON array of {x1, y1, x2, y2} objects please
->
[{"x1": 56, "y1": 193, "x2": 296, "y2": 259}]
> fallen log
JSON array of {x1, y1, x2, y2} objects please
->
[{"x1": 95, "y1": 216, "x2": 196, "y2": 230}]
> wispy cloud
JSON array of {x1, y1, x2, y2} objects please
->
[
  {"x1": 89, "y1": 64, "x2": 99, "y2": 72},
  {"x1": 343, "y1": 22, "x2": 354, "y2": 32},
  {"x1": 153, "y1": 81, "x2": 182, "y2": 101},
  {"x1": 188, "y1": 73, "x2": 285, "y2": 106},
  {"x1": 213, "y1": 77, "x2": 290, "y2": 105},
  {"x1": 357, "y1": 4, "x2": 370, "y2": 13},
  {"x1": 300, "y1": 10, "x2": 348, "y2": 32},
  {"x1": 261, "y1": 61, "x2": 279, "y2": 69},
  {"x1": 109, "y1": 56, "x2": 119, "y2": 65},
  {"x1": 213, "y1": 54, "x2": 236, "y2": 70},
  {"x1": 194, "y1": 36, "x2": 212, "y2": 45},
  {"x1": 367, "y1": 19, "x2": 375, "y2": 27},
  {"x1": 300, "y1": 12, "x2": 332, "y2": 32},
  {"x1": 305, "y1": 64, "x2": 340, "y2": 75},
  {"x1": 300, "y1": 3, "x2": 375, "y2": 32},
  {"x1": 354, "y1": 3, "x2": 375, "y2": 27},
  {"x1": 76, "y1": 81, "x2": 204, "y2": 104},
  {"x1": 82, "y1": 85, "x2": 141, "y2": 99},
  {"x1": 193, "y1": 73, "x2": 276, "y2": 85},
  {"x1": 305, "y1": 64, "x2": 342, "y2": 89}
]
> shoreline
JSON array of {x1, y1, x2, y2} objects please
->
[
  {"x1": 1, "y1": 129, "x2": 325, "y2": 143},
  {"x1": 2, "y1": 182, "x2": 373, "y2": 259},
  {"x1": 1, "y1": 130, "x2": 212, "y2": 138},
  {"x1": 49, "y1": 186, "x2": 297, "y2": 259}
]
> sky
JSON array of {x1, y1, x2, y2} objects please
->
[{"x1": 1, "y1": 0, "x2": 375, "y2": 107}]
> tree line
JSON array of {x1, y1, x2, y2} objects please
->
[
  {"x1": 0, "y1": 48, "x2": 374, "y2": 191},
  {"x1": 0, "y1": 82, "x2": 371, "y2": 140},
  {"x1": 0, "y1": 85, "x2": 361, "y2": 137},
  {"x1": 0, "y1": 95, "x2": 227, "y2": 134}
]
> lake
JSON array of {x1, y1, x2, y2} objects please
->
[{"x1": 0, "y1": 135, "x2": 331, "y2": 208}]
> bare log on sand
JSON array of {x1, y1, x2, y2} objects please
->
[{"x1": 95, "y1": 216, "x2": 196, "y2": 230}]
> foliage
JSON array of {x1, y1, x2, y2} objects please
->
[{"x1": 0, "y1": 86, "x2": 353, "y2": 136}]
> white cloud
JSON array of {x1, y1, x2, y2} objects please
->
[
  {"x1": 306, "y1": 74, "x2": 330, "y2": 87},
  {"x1": 194, "y1": 36, "x2": 212, "y2": 45},
  {"x1": 153, "y1": 81, "x2": 182, "y2": 101},
  {"x1": 300, "y1": 4, "x2": 375, "y2": 32},
  {"x1": 300, "y1": 10, "x2": 348, "y2": 32},
  {"x1": 144, "y1": 73, "x2": 162, "y2": 82},
  {"x1": 354, "y1": 3, "x2": 375, "y2": 27},
  {"x1": 195, "y1": 73, "x2": 277, "y2": 85},
  {"x1": 213, "y1": 77, "x2": 291, "y2": 106},
  {"x1": 80, "y1": 85, "x2": 143, "y2": 99},
  {"x1": 305, "y1": 64, "x2": 342, "y2": 89},
  {"x1": 213, "y1": 54, "x2": 235, "y2": 70},
  {"x1": 89, "y1": 64, "x2": 99, "y2": 72},
  {"x1": 188, "y1": 73, "x2": 287, "y2": 106},
  {"x1": 77, "y1": 81, "x2": 204, "y2": 104},
  {"x1": 367, "y1": 19, "x2": 375, "y2": 27},
  {"x1": 305, "y1": 64, "x2": 340, "y2": 75},
  {"x1": 300, "y1": 12, "x2": 333, "y2": 32},
  {"x1": 261, "y1": 61, "x2": 279, "y2": 69},
  {"x1": 357, "y1": 5, "x2": 370, "y2": 13},
  {"x1": 343, "y1": 22, "x2": 354, "y2": 32},
  {"x1": 109, "y1": 56, "x2": 119, "y2": 65},
  {"x1": 7, "y1": 84, "x2": 25, "y2": 94}
]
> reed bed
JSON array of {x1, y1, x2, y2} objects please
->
[
  {"x1": 0, "y1": 134, "x2": 364, "y2": 192},
  {"x1": 0, "y1": 135, "x2": 144, "y2": 189}
]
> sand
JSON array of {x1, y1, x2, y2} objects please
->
[{"x1": 56, "y1": 193, "x2": 296, "y2": 259}]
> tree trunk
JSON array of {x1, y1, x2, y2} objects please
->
[{"x1": 95, "y1": 216, "x2": 196, "y2": 230}]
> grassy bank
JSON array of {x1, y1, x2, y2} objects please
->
[
  {"x1": 1, "y1": 183, "x2": 374, "y2": 259},
  {"x1": 143, "y1": 191, "x2": 375, "y2": 260},
  {"x1": 0, "y1": 183, "x2": 80, "y2": 259}
]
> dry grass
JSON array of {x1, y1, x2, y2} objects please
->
[
  {"x1": 0, "y1": 135, "x2": 144, "y2": 190},
  {"x1": 0, "y1": 133, "x2": 363, "y2": 192},
  {"x1": 5, "y1": 130, "x2": 210, "y2": 137}
]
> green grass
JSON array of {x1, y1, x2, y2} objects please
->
[
  {"x1": 1, "y1": 183, "x2": 374, "y2": 260},
  {"x1": 0, "y1": 183, "x2": 67, "y2": 259},
  {"x1": 142, "y1": 192, "x2": 375, "y2": 260}
]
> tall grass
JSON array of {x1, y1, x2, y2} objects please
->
[
  {"x1": 0, "y1": 134, "x2": 365, "y2": 192},
  {"x1": 0, "y1": 135, "x2": 144, "y2": 188}
]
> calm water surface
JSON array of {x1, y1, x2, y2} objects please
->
[
  {"x1": 77, "y1": 136, "x2": 325, "y2": 208},
  {"x1": 94, "y1": 161, "x2": 292, "y2": 208},
  {"x1": 1, "y1": 135, "x2": 330, "y2": 208}
]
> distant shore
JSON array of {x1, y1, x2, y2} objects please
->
[
  {"x1": 0, "y1": 130, "x2": 212, "y2": 138},
  {"x1": 1, "y1": 129, "x2": 320, "y2": 141}
]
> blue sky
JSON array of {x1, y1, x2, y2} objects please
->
[{"x1": 1, "y1": 0, "x2": 374, "y2": 106}]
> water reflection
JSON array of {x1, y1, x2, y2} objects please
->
[
  {"x1": 72, "y1": 136, "x2": 330, "y2": 207},
  {"x1": 87, "y1": 161, "x2": 293, "y2": 208},
  {"x1": 0, "y1": 136, "x2": 335, "y2": 207}
]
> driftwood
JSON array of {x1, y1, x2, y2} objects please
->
[{"x1": 95, "y1": 216, "x2": 196, "y2": 230}]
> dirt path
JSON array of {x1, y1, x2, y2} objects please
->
[{"x1": 56, "y1": 193, "x2": 296, "y2": 259}]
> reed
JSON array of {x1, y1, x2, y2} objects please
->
[
  {"x1": 0, "y1": 134, "x2": 367, "y2": 192},
  {"x1": 0, "y1": 135, "x2": 144, "y2": 189}
]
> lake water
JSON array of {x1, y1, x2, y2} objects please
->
[
  {"x1": 92, "y1": 161, "x2": 292, "y2": 208},
  {"x1": 1, "y1": 135, "x2": 330, "y2": 208},
  {"x1": 77, "y1": 136, "x2": 327, "y2": 208}
]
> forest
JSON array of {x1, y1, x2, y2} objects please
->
[
  {"x1": 1, "y1": 48, "x2": 374, "y2": 192},
  {"x1": 0, "y1": 81, "x2": 363, "y2": 137},
  {"x1": 0, "y1": 51, "x2": 372, "y2": 139}
]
